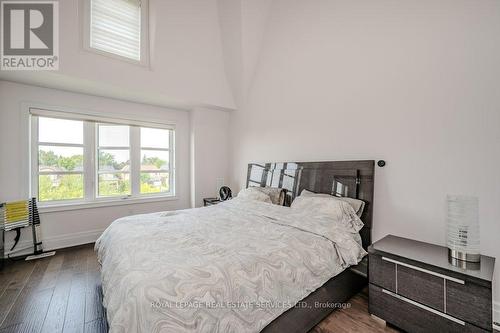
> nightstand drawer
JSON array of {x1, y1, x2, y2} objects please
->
[
  {"x1": 446, "y1": 280, "x2": 492, "y2": 330},
  {"x1": 396, "y1": 263, "x2": 444, "y2": 312},
  {"x1": 368, "y1": 254, "x2": 396, "y2": 292},
  {"x1": 375, "y1": 256, "x2": 493, "y2": 330},
  {"x1": 369, "y1": 284, "x2": 488, "y2": 333}
]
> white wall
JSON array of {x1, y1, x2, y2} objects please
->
[
  {"x1": 0, "y1": 0, "x2": 238, "y2": 250},
  {"x1": 217, "y1": 0, "x2": 243, "y2": 106},
  {"x1": 0, "y1": 0, "x2": 235, "y2": 110},
  {"x1": 228, "y1": 0, "x2": 500, "y2": 315},
  {"x1": 217, "y1": 0, "x2": 272, "y2": 107},
  {"x1": 190, "y1": 107, "x2": 230, "y2": 207},
  {"x1": 0, "y1": 81, "x2": 192, "y2": 250}
]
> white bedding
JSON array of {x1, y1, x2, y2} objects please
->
[{"x1": 95, "y1": 198, "x2": 367, "y2": 333}]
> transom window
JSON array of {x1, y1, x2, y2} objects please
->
[
  {"x1": 30, "y1": 109, "x2": 175, "y2": 205},
  {"x1": 84, "y1": 0, "x2": 149, "y2": 64}
]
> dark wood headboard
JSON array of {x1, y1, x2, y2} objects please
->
[{"x1": 246, "y1": 160, "x2": 375, "y2": 249}]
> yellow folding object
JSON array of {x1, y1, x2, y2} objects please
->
[{"x1": 4, "y1": 201, "x2": 29, "y2": 223}]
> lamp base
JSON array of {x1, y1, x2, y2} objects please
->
[
  {"x1": 448, "y1": 248, "x2": 480, "y2": 263},
  {"x1": 448, "y1": 255, "x2": 481, "y2": 270}
]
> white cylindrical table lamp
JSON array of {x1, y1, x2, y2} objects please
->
[{"x1": 447, "y1": 195, "x2": 480, "y2": 263}]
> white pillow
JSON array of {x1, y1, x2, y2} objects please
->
[
  {"x1": 300, "y1": 189, "x2": 365, "y2": 217},
  {"x1": 254, "y1": 186, "x2": 286, "y2": 205},
  {"x1": 237, "y1": 187, "x2": 272, "y2": 203},
  {"x1": 290, "y1": 195, "x2": 364, "y2": 233},
  {"x1": 237, "y1": 186, "x2": 286, "y2": 205}
]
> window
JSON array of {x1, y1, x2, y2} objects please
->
[
  {"x1": 85, "y1": 0, "x2": 149, "y2": 64},
  {"x1": 140, "y1": 128, "x2": 171, "y2": 194},
  {"x1": 37, "y1": 118, "x2": 85, "y2": 201},
  {"x1": 30, "y1": 109, "x2": 175, "y2": 206},
  {"x1": 97, "y1": 124, "x2": 131, "y2": 197}
]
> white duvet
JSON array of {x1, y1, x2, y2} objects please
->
[{"x1": 95, "y1": 198, "x2": 367, "y2": 333}]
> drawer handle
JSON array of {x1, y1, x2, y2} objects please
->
[
  {"x1": 381, "y1": 289, "x2": 466, "y2": 326},
  {"x1": 382, "y1": 257, "x2": 465, "y2": 285}
]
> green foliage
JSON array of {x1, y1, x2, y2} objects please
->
[
  {"x1": 99, "y1": 151, "x2": 128, "y2": 170},
  {"x1": 140, "y1": 173, "x2": 169, "y2": 194},
  {"x1": 98, "y1": 176, "x2": 131, "y2": 197},
  {"x1": 38, "y1": 149, "x2": 84, "y2": 201},
  {"x1": 39, "y1": 174, "x2": 84, "y2": 201},
  {"x1": 142, "y1": 155, "x2": 166, "y2": 169},
  {"x1": 38, "y1": 150, "x2": 59, "y2": 167},
  {"x1": 140, "y1": 173, "x2": 151, "y2": 183},
  {"x1": 59, "y1": 155, "x2": 80, "y2": 171},
  {"x1": 38, "y1": 149, "x2": 169, "y2": 201},
  {"x1": 140, "y1": 154, "x2": 169, "y2": 194},
  {"x1": 39, "y1": 149, "x2": 83, "y2": 171}
]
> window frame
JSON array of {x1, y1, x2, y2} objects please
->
[
  {"x1": 139, "y1": 128, "x2": 172, "y2": 196},
  {"x1": 95, "y1": 123, "x2": 132, "y2": 199},
  {"x1": 29, "y1": 107, "x2": 176, "y2": 211},
  {"x1": 32, "y1": 117, "x2": 87, "y2": 203},
  {"x1": 82, "y1": 0, "x2": 150, "y2": 67}
]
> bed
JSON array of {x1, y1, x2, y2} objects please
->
[{"x1": 95, "y1": 160, "x2": 375, "y2": 333}]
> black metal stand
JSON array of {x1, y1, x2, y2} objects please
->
[{"x1": 30, "y1": 198, "x2": 43, "y2": 255}]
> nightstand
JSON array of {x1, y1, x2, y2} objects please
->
[
  {"x1": 368, "y1": 235, "x2": 495, "y2": 332},
  {"x1": 203, "y1": 198, "x2": 222, "y2": 206},
  {"x1": 0, "y1": 224, "x2": 3, "y2": 271}
]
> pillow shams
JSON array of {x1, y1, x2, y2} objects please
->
[
  {"x1": 300, "y1": 189, "x2": 365, "y2": 217},
  {"x1": 255, "y1": 187, "x2": 287, "y2": 205},
  {"x1": 237, "y1": 187, "x2": 273, "y2": 203},
  {"x1": 237, "y1": 186, "x2": 286, "y2": 205},
  {"x1": 290, "y1": 195, "x2": 364, "y2": 233}
]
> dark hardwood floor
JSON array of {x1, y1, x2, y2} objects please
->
[
  {"x1": 0, "y1": 244, "x2": 106, "y2": 333},
  {"x1": 0, "y1": 244, "x2": 397, "y2": 333}
]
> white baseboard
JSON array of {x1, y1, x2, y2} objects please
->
[
  {"x1": 43, "y1": 229, "x2": 105, "y2": 250},
  {"x1": 3, "y1": 228, "x2": 105, "y2": 257},
  {"x1": 494, "y1": 300, "x2": 500, "y2": 331}
]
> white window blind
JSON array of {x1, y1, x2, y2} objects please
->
[{"x1": 90, "y1": 0, "x2": 142, "y2": 61}]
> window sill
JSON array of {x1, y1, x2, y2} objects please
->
[
  {"x1": 38, "y1": 195, "x2": 178, "y2": 213},
  {"x1": 83, "y1": 45, "x2": 150, "y2": 69}
]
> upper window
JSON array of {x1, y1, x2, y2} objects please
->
[
  {"x1": 86, "y1": 0, "x2": 149, "y2": 64},
  {"x1": 31, "y1": 109, "x2": 174, "y2": 205}
]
